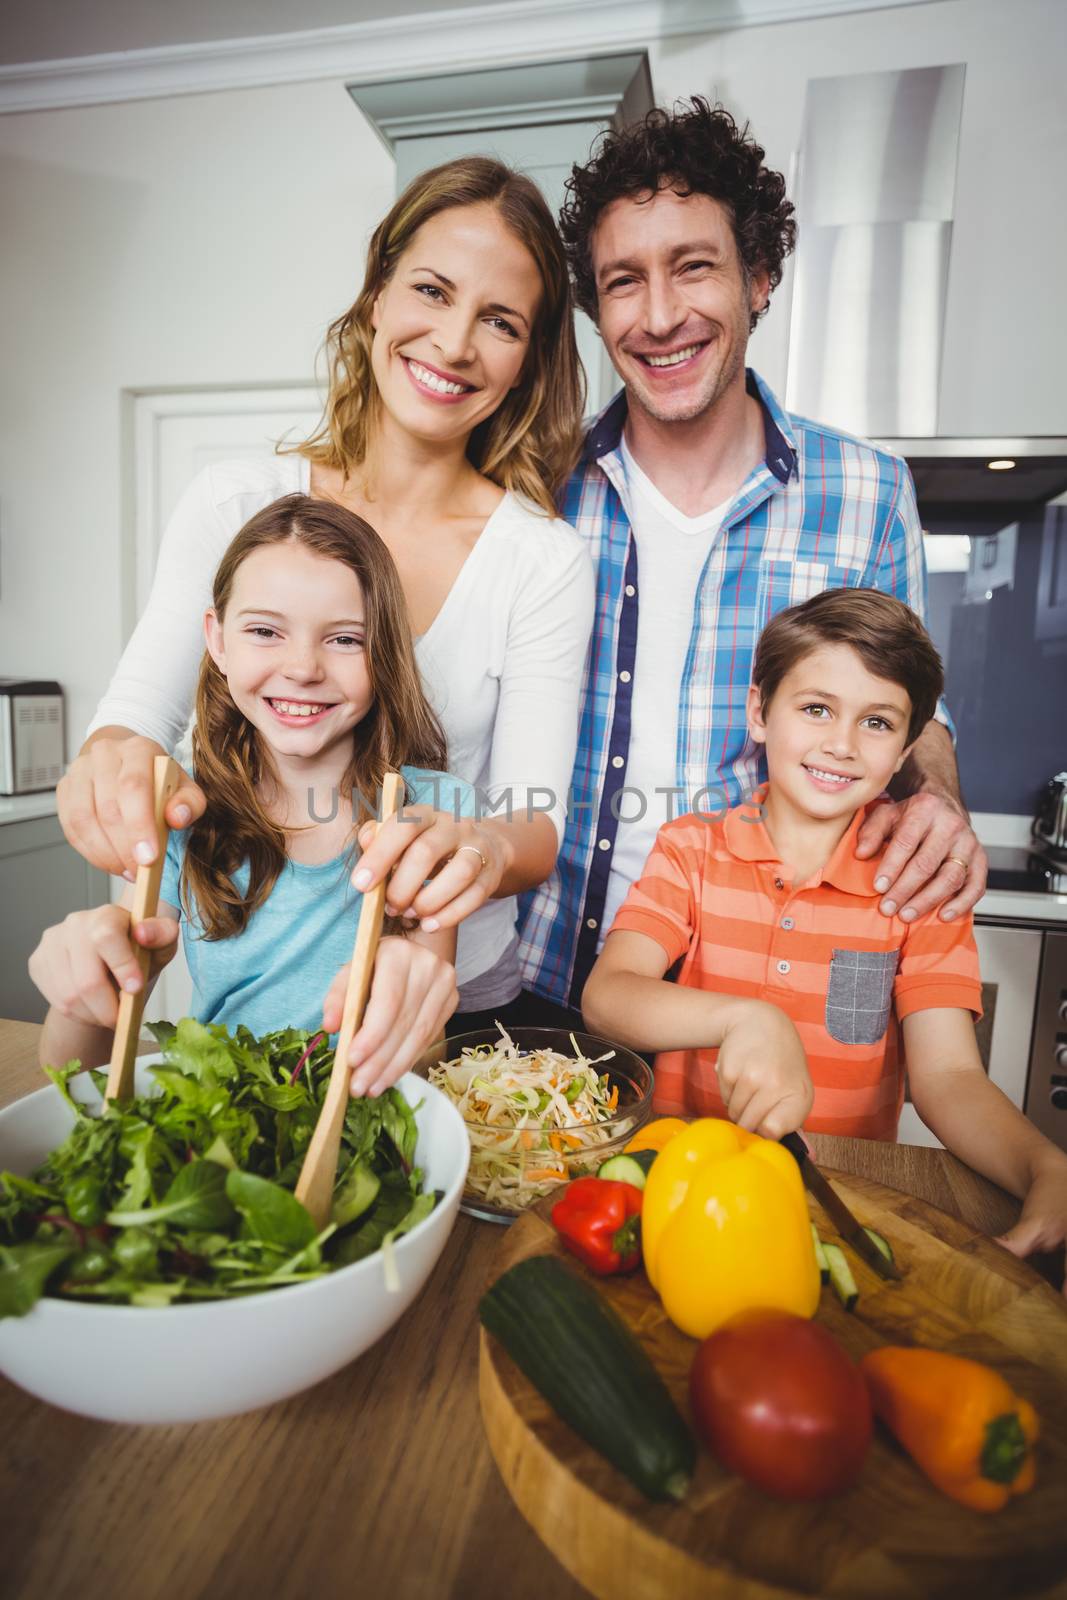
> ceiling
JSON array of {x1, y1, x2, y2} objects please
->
[
  {"x1": 0, "y1": 0, "x2": 934, "y2": 70},
  {"x1": 0, "y1": 0, "x2": 505, "y2": 67}
]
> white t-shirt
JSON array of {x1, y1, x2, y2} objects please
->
[
  {"x1": 600, "y1": 440, "x2": 731, "y2": 939},
  {"x1": 87, "y1": 455, "x2": 594, "y2": 993}
]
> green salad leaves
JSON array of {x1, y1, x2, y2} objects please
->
[{"x1": 0, "y1": 1020, "x2": 435, "y2": 1316}]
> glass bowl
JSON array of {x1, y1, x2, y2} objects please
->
[{"x1": 427, "y1": 1027, "x2": 654, "y2": 1223}]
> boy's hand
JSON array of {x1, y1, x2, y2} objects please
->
[
  {"x1": 322, "y1": 935, "x2": 458, "y2": 1100},
  {"x1": 995, "y1": 1154, "x2": 1067, "y2": 1298},
  {"x1": 715, "y1": 999, "x2": 814, "y2": 1139},
  {"x1": 29, "y1": 905, "x2": 179, "y2": 1028}
]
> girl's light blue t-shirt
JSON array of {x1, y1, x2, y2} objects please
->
[{"x1": 159, "y1": 767, "x2": 475, "y2": 1037}]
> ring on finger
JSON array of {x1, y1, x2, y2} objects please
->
[
  {"x1": 453, "y1": 843, "x2": 488, "y2": 872},
  {"x1": 946, "y1": 855, "x2": 970, "y2": 873}
]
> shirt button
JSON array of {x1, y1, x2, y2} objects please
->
[
  {"x1": 781, "y1": 916, "x2": 795, "y2": 930},
  {"x1": 598, "y1": 838, "x2": 611, "y2": 851},
  {"x1": 586, "y1": 917, "x2": 598, "y2": 930},
  {"x1": 774, "y1": 877, "x2": 785, "y2": 890},
  {"x1": 611, "y1": 755, "x2": 624, "y2": 769},
  {"x1": 625, "y1": 584, "x2": 636, "y2": 597},
  {"x1": 619, "y1": 670, "x2": 631, "y2": 683},
  {"x1": 777, "y1": 959, "x2": 791, "y2": 975}
]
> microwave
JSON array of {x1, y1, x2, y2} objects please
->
[{"x1": 0, "y1": 679, "x2": 65, "y2": 795}]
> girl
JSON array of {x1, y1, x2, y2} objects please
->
[
  {"x1": 58, "y1": 157, "x2": 594, "y2": 1031},
  {"x1": 31, "y1": 496, "x2": 469, "y2": 1095}
]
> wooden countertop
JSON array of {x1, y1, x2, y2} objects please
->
[{"x1": 0, "y1": 1017, "x2": 1052, "y2": 1600}]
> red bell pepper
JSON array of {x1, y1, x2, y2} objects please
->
[{"x1": 551, "y1": 1177, "x2": 643, "y2": 1275}]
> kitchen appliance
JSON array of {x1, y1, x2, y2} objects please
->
[
  {"x1": 1026, "y1": 930, "x2": 1067, "y2": 1148},
  {"x1": 0, "y1": 679, "x2": 64, "y2": 796},
  {"x1": 1033, "y1": 772, "x2": 1067, "y2": 861}
]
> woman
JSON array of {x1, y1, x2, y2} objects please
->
[{"x1": 60, "y1": 157, "x2": 593, "y2": 1027}]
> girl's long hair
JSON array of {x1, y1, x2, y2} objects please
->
[
  {"x1": 291, "y1": 157, "x2": 584, "y2": 514},
  {"x1": 184, "y1": 493, "x2": 447, "y2": 940}
]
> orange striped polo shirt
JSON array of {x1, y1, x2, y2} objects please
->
[{"x1": 610, "y1": 795, "x2": 982, "y2": 1139}]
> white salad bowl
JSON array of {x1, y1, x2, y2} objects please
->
[{"x1": 0, "y1": 1057, "x2": 469, "y2": 1424}]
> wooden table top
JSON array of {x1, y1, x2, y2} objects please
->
[{"x1": 0, "y1": 1017, "x2": 1054, "y2": 1600}]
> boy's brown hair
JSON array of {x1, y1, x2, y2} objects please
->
[{"x1": 752, "y1": 588, "x2": 944, "y2": 745}]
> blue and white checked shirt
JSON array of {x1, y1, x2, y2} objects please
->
[{"x1": 518, "y1": 369, "x2": 939, "y2": 1009}]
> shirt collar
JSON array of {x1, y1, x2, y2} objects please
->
[
  {"x1": 582, "y1": 368, "x2": 798, "y2": 486},
  {"x1": 723, "y1": 790, "x2": 883, "y2": 897}
]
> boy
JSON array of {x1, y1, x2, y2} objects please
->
[{"x1": 583, "y1": 589, "x2": 1067, "y2": 1279}]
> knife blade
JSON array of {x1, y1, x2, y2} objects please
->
[{"x1": 779, "y1": 1131, "x2": 903, "y2": 1281}]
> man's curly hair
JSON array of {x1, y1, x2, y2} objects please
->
[{"x1": 560, "y1": 98, "x2": 796, "y2": 332}]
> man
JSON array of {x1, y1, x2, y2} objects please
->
[{"x1": 517, "y1": 98, "x2": 986, "y2": 1024}]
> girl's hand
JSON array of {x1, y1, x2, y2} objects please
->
[
  {"x1": 321, "y1": 935, "x2": 459, "y2": 1098},
  {"x1": 352, "y1": 806, "x2": 506, "y2": 932},
  {"x1": 29, "y1": 904, "x2": 180, "y2": 1028},
  {"x1": 995, "y1": 1154, "x2": 1067, "y2": 1298},
  {"x1": 715, "y1": 999, "x2": 815, "y2": 1139},
  {"x1": 58, "y1": 732, "x2": 205, "y2": 879}
]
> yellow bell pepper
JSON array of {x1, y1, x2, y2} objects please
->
[{"x1": 642, "y1": 1118, "x2": 820, "y2": 1339}]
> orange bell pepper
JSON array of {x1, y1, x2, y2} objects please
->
[
  {"x1": 860, "y1": 1347, "x2": 1039, "y2": 1511},
  {"x1": 624, "y1": 1117, "x2": 688, "y2": 1155}
]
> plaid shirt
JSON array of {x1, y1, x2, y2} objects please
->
[{"x1": 518, "y1": 369, "x2": 939, "y2": 1010}]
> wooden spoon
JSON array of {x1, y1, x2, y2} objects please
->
[
  {"x1": 295, "y1": 770, "x2": 405, "y2": 1230},
  {"x1": 105, "y1": 755, "x2": 185, "y2": 1101}
]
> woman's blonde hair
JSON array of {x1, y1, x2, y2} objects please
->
[
  {"x1": 294, "y1": 157, "x2": 585, "y2": 514},
  {"x1": 184, "y1": 494, "x2": 447, "y2": 940}
]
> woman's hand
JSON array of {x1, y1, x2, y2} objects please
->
[
  {"x1": 29, "y1": 904, "x2": 180, "y2": 1028},
  {"x1": 715, "y1": 999, "x2": 815, "y2": 1139},
  {"x1": 352, "y1": 806, "x2": 509, "y2": 931},
  {"x1": 321, "y1": 934, "x2": 459, "y2": 1098},
  {"x1": 58, "y1": 730, "x2": 205, "y2": 879}
]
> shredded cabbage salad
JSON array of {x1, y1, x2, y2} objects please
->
[{"x1": 428, "y1": 1027, "x2": 639, "y2": 1211}]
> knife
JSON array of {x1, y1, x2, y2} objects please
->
[{"x1": 779, "y1": 1131, "x2": 903, "y2": 1281}]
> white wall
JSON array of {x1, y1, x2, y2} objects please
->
[
  {"x1": 652, "y1": 0, "x2": 1067, "y2": 437},
  {"x1": 0, "y1": 79, "x2": 394, "y2": 748}
]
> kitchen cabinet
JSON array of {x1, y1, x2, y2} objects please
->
[{"x1": 0, "y1": 810, "x2": 110, "y2": 1023}]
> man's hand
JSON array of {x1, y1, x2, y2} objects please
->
[
  {"x1": 995, "y1": 1154, "x2": 1067, "y2": 1300},
  {"x1": 715, "y1": 999, "x2": 814, "y2": 1139},
  {"x1": 854, "y1": 792, "x2": 987, "y2": 923}
]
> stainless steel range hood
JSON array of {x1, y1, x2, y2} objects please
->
[{"x1": 786, "y1": 64, "x2": 966, "y2": 439}]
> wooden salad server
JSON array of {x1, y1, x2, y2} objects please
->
[
  {"x1": 295, "y1": 770, "x2": 405, "y2": 1230},
  {"x1": 105, "y1": 754, "x2": 185, "y2": 1102}
]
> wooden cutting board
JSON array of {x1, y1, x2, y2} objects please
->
[{"x1": 479, "y1": 1171, "x2": 1067, "y2": 1600}]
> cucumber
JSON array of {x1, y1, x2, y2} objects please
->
[
  {"x1": 863, "y1": 1227, "x2": 895, "y2": 1265},
  {"x1": 479, "y1": 1255, "x2": 695, "y2": 1502},
  {"x1": 597, "y1": 1151, "x2": 654, "y2": 1188},
  {"x1": 811, "y1": 1224, "x2": 829, "y2": 1283},
  {"x1": 823, "y1": 1243, "x2": 858, "y2": 1311}
]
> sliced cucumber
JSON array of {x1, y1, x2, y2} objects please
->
[
  {"x1": 597, "y1": 1153, "x2": 650, "y2": 1189},
  {"x1": 863, "y1": 1227, "x2": 895, "y2": 1265},
  {"x1": 811, "y1": 1224, "x2": 829, "y2": 1284},
  {"x1": 823, "y1": 1243, "x2": 858, "y2": 1311}
]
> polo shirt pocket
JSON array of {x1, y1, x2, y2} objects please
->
[{"x1": 825, "y1": 947, "x2": 900, "y2": 1045}]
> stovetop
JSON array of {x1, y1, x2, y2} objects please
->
[{"x1": 985, "y1": 844, "x2": 1067, "y2": 895}]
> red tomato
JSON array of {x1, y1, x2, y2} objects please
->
[{"x1": 689, "y1": 1310, "x2": 871, "y2": 1499}]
